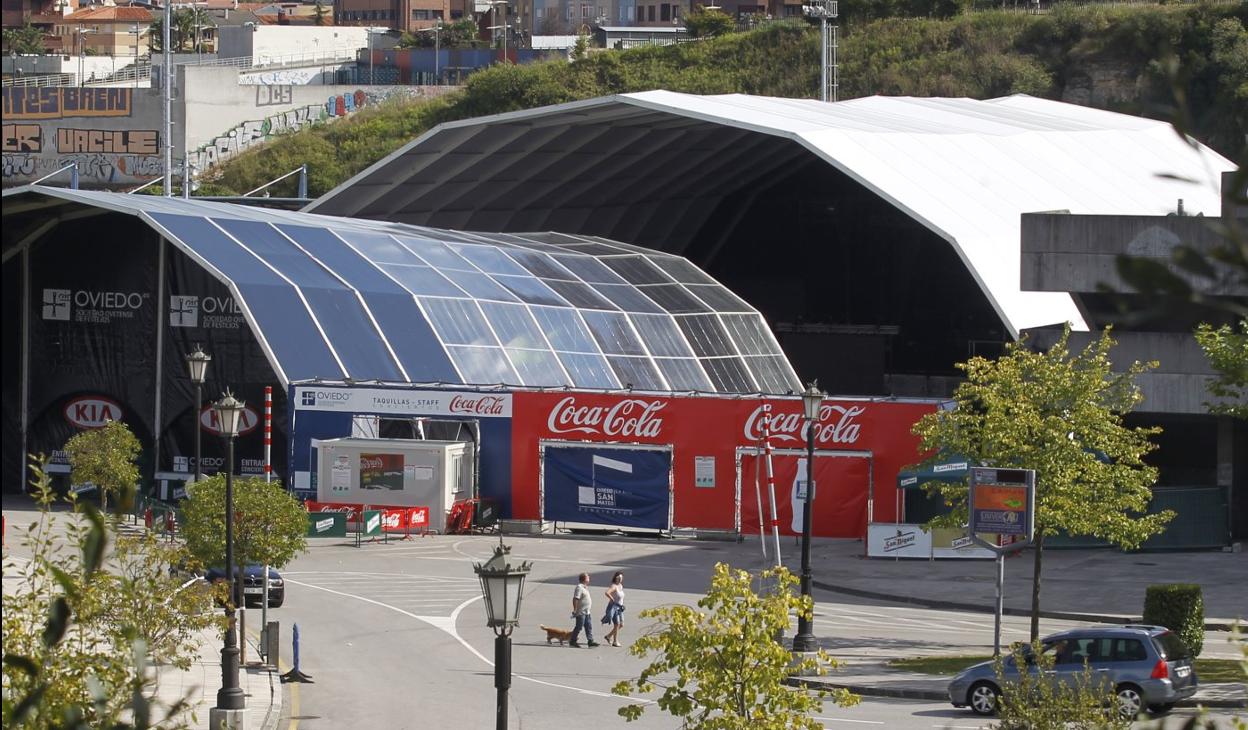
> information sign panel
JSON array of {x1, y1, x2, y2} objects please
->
[{"x1": 969, "y1": 468, "x2": 1034, "y2": 548}]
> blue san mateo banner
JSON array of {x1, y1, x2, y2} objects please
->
[{"x1": 542, "y1": 446, "x2": 671, "y2": 530}]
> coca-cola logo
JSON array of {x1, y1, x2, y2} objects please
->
[
  {"x1": 743, "y1": 403, "x2": 866, "y2": 445},
  {"x1": 382, "y1": 511, "x2": 402, "y2": 529},
  {"x1": 449, "y1": 395, "x2": 507, "y2": 415},
  {"x1": 360, "y1": 457, "x2": 384, "y2": 470},
  {"x1": 547, "y1": 396, "x2": 666, "y2": 439},
  {"x1": 64, "y1": 396, "x2": 123, "y2": 429},
  {"x1": 200, "y1": 404, "x2": 260, "y2": 437}
]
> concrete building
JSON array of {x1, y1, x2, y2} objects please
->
[
  {"x1": 1020, "y1": 175, "x2": 1248, "y2": 544},
  {"x1": 217, "y1": 23, "x2": 369, "y2": 62},
  {"x1": 332, "y1": 0, "x2": 447, "y2": 33}
]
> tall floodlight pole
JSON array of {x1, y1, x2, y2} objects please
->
[
  {"x1": 162, "y1": 0, "x2": 173, "y2": 195},
  {"x1": 803, "y1": 0, "x2": 837, "y2": 102}
]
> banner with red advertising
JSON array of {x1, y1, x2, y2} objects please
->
[
  {"x1": 511, "y1": 392, "x2": 935, "y2": 538},
  {"x1": 306, "y1": 500, "x2": 431, "y2": 533},
  {"x1": 739, "y1": 452, "x2": 870, "y2": 538}
]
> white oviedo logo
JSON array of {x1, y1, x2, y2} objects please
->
[
  {"x1": 743, "y1": 403, "x2": 866, "y2": 445},
  {"x1": 169, "y1": 295, "x2": 199, "y2": 327},
  {"x1": 547, "y1": 396, "x2": 666, "y2": 438},
  {"x1": 64, "y1": 396, "x2": 123, "y2": 429}
]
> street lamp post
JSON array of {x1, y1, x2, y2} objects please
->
[
  {"x1": 185, "y1": 345, "x2": 211, "y2": 483},
  {"x1": 473, "y1": 539, "x2": 531, "y2": 730},
  {"x1": 791, "y1": 381, "x2": 823, "y2": 654},
  {"x1": 210, "y1": 391, "x2": 247, "y2": 727}
]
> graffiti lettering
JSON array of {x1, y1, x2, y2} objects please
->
[
  {"x1": 191, "y1": 103, "x2": 326, "y2": 173},
  {"x1": 56, "y1": 128, "x2": 158, "y2": 155},
  {"x1": 2, "y1": 88, "x2": 132, "y2": 120},
  {"x1": 2, "y1": 124, "x2": 42, "y2": 153},
  {"x1": 2, "y1": 154, "x2": 36, "y2": 176},
  {"x1": 255, "y1": 85, "x2": 293, "y2": 106}
]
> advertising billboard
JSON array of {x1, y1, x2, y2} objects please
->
[
  {"x1": 360, "y1": 453, "x2": 404, "y2": 491},
  {"x1": 969, "y1": 467, "x2": 1035, "y2": 542}
]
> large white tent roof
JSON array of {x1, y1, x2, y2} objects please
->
[{"x1": 310, "y1": 91, "x2": 1235, "y2": 338}]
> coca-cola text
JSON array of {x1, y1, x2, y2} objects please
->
[
  {"x1": 743, "y1": 403, "x2": 865, "y2": 445},
  {"x1": 547, "y1": 396, "x2": 666, "y2": 439}
]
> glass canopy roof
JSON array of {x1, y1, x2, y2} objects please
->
[{"x1": 9, "y1": 188, "x2": 801, "y2": 394}]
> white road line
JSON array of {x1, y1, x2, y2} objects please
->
[
  {"x1": 813, "y1": 716, "x2": 884, "y2": 725},
  {"x1": 284, "y1": 577, "x2": 649, "y2": 703}
]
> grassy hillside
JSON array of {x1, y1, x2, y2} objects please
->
[{"x1": 205, "y1": 3, "x2": 1247, "y2": 198}]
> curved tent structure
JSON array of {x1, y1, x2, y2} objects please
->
[
  {"x1": 309, "y1": 91, "x2": 1234, "y2": 340},
  {"x1": 2, "y1": 186, "x2": 799, "y2": 394}
]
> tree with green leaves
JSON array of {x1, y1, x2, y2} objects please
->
[
  {"x1": 179, "y1": 475, "x2": 308, "y2": 570},
  {"x1": 313, "y1": 0, "x2": 329, "y2": 26},
  {"x1": 64, "y1": 419, "x2": 141, "y2": 513},
  {"x1": 612, "y1": 563, "x2": 858, "y2": 728},
  {"x1": 2, "y1": 459, "x2": 219, "y2": 729},
  {"x1": 991, "y1": 640, "x2": 1130, "y2": 729},
  {"x1": 912, "y1": 326, "x2": 1173, "y2": 641},
  {"x1": 1194, "y1": 320, "x2": 1248, "y2": 419},
  {"x1": 3, "y1": 22, "x2": 47, "y2": 54},
  {"x1": 684, "y1": 5, "x2": 735, "y2": 38}
]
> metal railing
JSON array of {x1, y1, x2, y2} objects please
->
[
  {"x1": 2, "y1": 73, "x2": 75, "y2": 88},
  {"x1": 2, "y1": 49, "x2": 355, "y2": 88}
]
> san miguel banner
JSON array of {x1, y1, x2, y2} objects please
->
[
  {"x1": 512, "y1": 392, "x2": 936, "y2": 537},
  {"x1": 542, "y1": 445, "x2": 672, "y2": 530}
]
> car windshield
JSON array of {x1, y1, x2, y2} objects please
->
[{"x1": 1152, "y1": 631, "x2": 1191, "y2": 660}]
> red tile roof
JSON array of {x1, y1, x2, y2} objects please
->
[{"x1": 63, "y1": 6, "x2": 154, "y2": 22}]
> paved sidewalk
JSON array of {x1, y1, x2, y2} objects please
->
[
  {"x1": 152, "y1": 626, "x2": 282, "y2": 730},
  {"x1": 781, "y1": 538, "x2": 1247, "y2": 628}
]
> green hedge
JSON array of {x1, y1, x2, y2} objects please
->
[{"x1": 1143, "y1": 583, "x2": 1204, "y2": 658}]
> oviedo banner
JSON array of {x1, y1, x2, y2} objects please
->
[{"x1": 510, "y1": 392, "x2": 935, "y2": 538}]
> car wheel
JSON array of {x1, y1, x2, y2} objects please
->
[
  {"x1": 968, "y1": 681, "x2": 999, "y2": 716},
  {"x1": 269, "y1": 597, "x2": 284, "y2": 608},
  {"x1": 1147, "y1": 703, "x2": 1175, "y2": 715},
  {"x1": 1116, "y1": 684, "x2": 1144, "y2": 719}
]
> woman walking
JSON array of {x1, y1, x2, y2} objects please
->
[{"x1": 603, "y1": 572, "x2": 626, "y2": 647}]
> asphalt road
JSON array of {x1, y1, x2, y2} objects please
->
[{"x1": 269, "y1": 534, "x2": 1246, "y2": 729}]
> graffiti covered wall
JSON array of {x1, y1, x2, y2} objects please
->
[
  {"x1": 2, "y1": 65, "x2": 440, "y2": 189},
  {"x1": 2, "y1": 87, "x2": 165, "y2": 188},
  {"x1": 188, "y1": 86, "x2": 420, "y2": 178}
]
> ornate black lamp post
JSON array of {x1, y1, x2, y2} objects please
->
[
  {"x1": 792, "y1": 381, "x2": 824, "y2": 653},
  {"x1": 474, "y1": 539, "x2": 531, "y2": 730},
  {"x1": 212, "y1": 391, "x2": 246, "y2": 719},
  {"x1": 185, "y1": 345, "x2": 211, "y2": 482}
]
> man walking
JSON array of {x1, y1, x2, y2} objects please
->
[{"x1": 569, "y1": 572, "x2": 598, "y2": 648}]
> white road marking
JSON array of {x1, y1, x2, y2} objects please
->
[
  {"x1": 813, "y1": 716, "x2": 884, "y2": 725},
  {"x1": 284, "y1": 575, "x2": 650, "y2": 704}
]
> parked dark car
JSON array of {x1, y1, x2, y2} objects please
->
[
  {"x1": 948, "y1": 625, "x2": 1197, "y2": 718},
  {"x1": 204, "y1": 565, "x2": 285, "y2": 608}
]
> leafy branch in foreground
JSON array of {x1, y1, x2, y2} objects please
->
[
  {"x1": 2, "y1": 457, "x2": 218, "y2": 729},
  {"x1": 612, "y1": 563, "x2": 857, "y2": 729}
]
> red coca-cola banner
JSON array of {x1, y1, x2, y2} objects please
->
[{"x1": 511, "y1": 392, "x2": 935, "y2": 538}]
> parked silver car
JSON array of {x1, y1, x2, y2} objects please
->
[{"x1": 947, "y1": 625, "x2": 1197, "y2": 718}]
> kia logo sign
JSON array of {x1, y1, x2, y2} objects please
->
[
  {"x1": 199, "y1": 404, "x2": 260, "y2": 436},
  {"x1": 64, "y1": 396, "x2": 123, "y2": 429}
]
